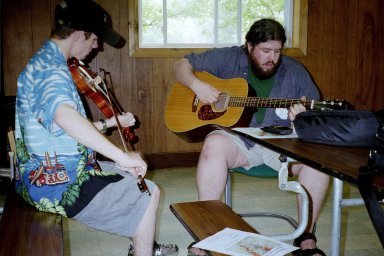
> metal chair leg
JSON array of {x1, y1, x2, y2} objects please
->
[{"x1": 224, "y1": 155, "x2": 309, "y2": 241}]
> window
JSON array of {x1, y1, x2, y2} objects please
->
[{"x1": 128, "y1": 0, "x2": 308, "y2": 57}]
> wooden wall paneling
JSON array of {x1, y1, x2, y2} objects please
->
[
  {"x1": 320, "y1": 0, "x2": 335, "y2": 99},
  {"x1": 50, "y1": 0, "x2": 61, "y2": 21},
  {"x1": 96, "y1": 0, "x2": 121, "y2": 80},
  {"x1": 177, "y1": 139, "x2": 204, "y2": 153},
  {"x1": 92, "y1": 0, "x2": 124, "y2": 127},
  {"x1": 120, "y1": 0, "x2": 142, "y2": 152},
  {"x1": 163, "y1": 62, "x2": 182, "y2": 153},
  {"x1": 329, "y1": 0, "x2": 348, "y2": 100},
  {"x1": 31, "y1": 0, "x2": 52, "y2": 53},
  {"x1": 117, "y1": 0, "x2": 133, "y2": 108},
  {"x1": 375, "y1": 0, "x2": 384, "y2": 111},
  {"x1": 3, "y1": 0, "x2": 34, "y2": 96},
  {"x1": 116, "y1": 0, "x2": 135, "y2": 150},
  {"x1": 84, "y1": 0, "x2": 133, "y2": 152},
  {"x1": 131, "y1": 58, "x2": 153, "y2": 153},
  {"x1": 95, "y1": 0, "x2": 122, "y2": 94},
  {"x1": 355, "y1": 0, "x2": 377, "y2": 110},
  {"x1": 305, "y1": 0, "x2": 324, "y2": 95},
  {"x1": 152, "y1": 58, "x2": 174, "y2": 153},
  {"x1": 345, "y1": 0, "x2": 359, "y2": 108}
]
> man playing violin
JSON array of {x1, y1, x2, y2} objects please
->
[{"x1": 14, "y1": 0, "x2": 178, "y2": 255}]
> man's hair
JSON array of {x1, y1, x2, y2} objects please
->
[
  {"x1": 51, "y1": 24, "x2": 92, "y2": 40},
  {"x1": 245, "y1": 18, "x2": 286, "y2": 46}
]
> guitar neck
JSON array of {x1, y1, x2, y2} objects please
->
[{"x1": 228, "y1": 97, "x2": 313, "y2": 109}]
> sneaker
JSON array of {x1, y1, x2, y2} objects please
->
[
  {"x1": 153, "y1": 243, "x2": 179, "y2": 256},
  {"x1": 128, "y1": 243, "x2": 134, "y2": 256},
  {"x1": 128, "y1": 242, "x2": 179, "y2": 256}
]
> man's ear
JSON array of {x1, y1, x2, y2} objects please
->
[
  {"x1": 246, "y1": 42, "x2": 253, "y2": 52},
  {"x1": 71, "y1": 30, "x2": 84, "y2": 41}
]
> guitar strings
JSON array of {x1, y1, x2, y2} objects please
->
[{"x1": 228, "y1": 97, "x2": 309, "y2": 108}]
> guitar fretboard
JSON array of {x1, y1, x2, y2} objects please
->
[{"x1": 228, "y1": 97, "x2": 313, "y2": 109}]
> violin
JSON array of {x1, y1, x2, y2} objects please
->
[
  {"x1": 67, "y1": 57, "x2": 150, "y2": 196},
  {"x1": 67, "y1": 57, "x2": 137, "y2": 143}
]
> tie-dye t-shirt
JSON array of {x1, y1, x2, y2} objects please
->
[{"x1": 15, "y1": 40, "x2": 122, "y2": 217}]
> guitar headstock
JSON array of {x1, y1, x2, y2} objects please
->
[{"x1": 312, "y1": 99, "x2": 348, "y2": 111}]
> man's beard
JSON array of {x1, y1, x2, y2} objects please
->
[{"x1": 249, "y1": 55, "x2": 281, "y2": 79}]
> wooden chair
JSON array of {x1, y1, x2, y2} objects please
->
[
  {"x1": 224, "y1": 156, "x2": 309, "y2": 241},
  {"x1": 0, "y1": 128, "x2": 64, "y2": 255},
  {"x1": 0, "y1": 129, "x2": 16, "y2": 215},
  {"x1": 0, "y1": 130, "x2": 15, "y2": 179}
]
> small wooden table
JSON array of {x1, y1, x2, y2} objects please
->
[{"x1": 170, "y1": 200, "x2": 258, "y2": 256}]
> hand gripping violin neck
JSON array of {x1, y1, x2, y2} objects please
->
[
  {"x1": 67, "y1": 57, "x2": 137, "y2": 143},
  {"x1": 67, "y1": 57, "x2": 150, "y2": 196}
]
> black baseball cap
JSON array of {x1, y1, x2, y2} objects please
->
[{"x1": 55, "y1": 0, "x2": 124, "y2": 47}]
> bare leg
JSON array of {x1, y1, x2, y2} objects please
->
[
  {"x1": 291, "y1": 164, "x2": 329, "y2": 254},
  {"x1": 190, "y1": 133, "x2": 248, "y2": 255},
  {"x1": 196, "y1": 133, "x2": 249, "y2": 201},
  {"x1": 132, "y1": 185, "x2": 160, "y2": 256}
]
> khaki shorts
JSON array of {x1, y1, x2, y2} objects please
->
[{"x1": 209, "y1": 129, "x2": 294, "y2": 171}]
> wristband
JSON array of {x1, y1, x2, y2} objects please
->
[{"x1": 100, "y1": 119, "x2": 108, "y2": 133}]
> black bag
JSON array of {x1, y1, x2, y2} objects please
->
[
  {"x1": 293, "y1": 110, "x2": 384, "y2": 147},
  {"x1": 371, "y1": 122, "x2": 384, "y2": 172}
]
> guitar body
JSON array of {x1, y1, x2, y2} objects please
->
[{"x1": 164, "y1": 72, "x2": 254, "y2": 142}]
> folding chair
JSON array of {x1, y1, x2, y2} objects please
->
[{"x1": 224, "y1": 155, "x2": 309, "y2": 241}]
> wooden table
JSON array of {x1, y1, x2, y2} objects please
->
[
  {"x1": 170, "y1": 200, "x2": 258, "y2": 256},
  {"x1": 242, "y1": 137, "x2": 383, "y2": 188},
  {"x1": 235, "y1": 132, "x2": 384, "y2": 254}
]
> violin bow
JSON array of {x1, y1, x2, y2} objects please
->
[{"x1": 99, "y1": 72, "x2": 151, "y2": 196}]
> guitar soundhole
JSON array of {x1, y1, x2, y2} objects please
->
[{"x1": 198, "y1": 105, "x2": 226, "y2": 120}]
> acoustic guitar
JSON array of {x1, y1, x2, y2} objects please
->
[{"x1": 164, "y1": 71, "x2": 346, "y2": 142}]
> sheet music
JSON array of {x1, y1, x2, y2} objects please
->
[
  {"x1": 193, "y1": 228, "x2": 298, "y2": 256},
  {"x1": 232, "y1": 127, "x2": 298, "y2": 139}
]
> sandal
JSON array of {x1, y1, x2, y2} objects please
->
[
  {"x1": 187, "y1": 242, "x2": 208, "y2": 256},
  {"x1": 292, "y1": 232, "x2": 326, "y2": 256}
]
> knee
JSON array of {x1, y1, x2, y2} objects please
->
[
  {"x1": 290, "y1": 163, "x2": 303, "y2": 176},
  {"x1": 151, "y1": 184, "x2": 160, "y2": 199},
  {"x1": 146, "y1": 182, "x2": 160, "y2": 205},
  {"x1": 201, "y1": 133, "x2": 231, "y2": 154}
]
